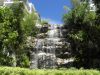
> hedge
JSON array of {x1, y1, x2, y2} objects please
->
[{"x1": 0, "y1": 67, "x2": 99, "y2": 75}]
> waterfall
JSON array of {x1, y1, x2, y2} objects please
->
[{"x1": 30, "y1": 24, "x2": 73, "y2": 69}]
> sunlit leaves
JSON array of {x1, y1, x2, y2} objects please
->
[
  {"x1": 63, "y1": 0, "x2": 100, "y2": 68},
  {"x1": 69, "y1": 30, "x2": 86, "y2": 41},
  {"x1": 22, "y1": 12, "x2": 38, "y2": 36}
]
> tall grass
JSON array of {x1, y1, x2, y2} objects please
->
[{"x1": 0, "y1": 67, "x2": 99, "y2": 75}]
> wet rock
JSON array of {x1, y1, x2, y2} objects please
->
[{"x1": 30, "y1": 25, "x2": 72, "y2": 69}]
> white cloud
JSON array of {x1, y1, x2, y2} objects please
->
[{"x1": 41, "y1": 17, "x2": 62, "y2": 25}]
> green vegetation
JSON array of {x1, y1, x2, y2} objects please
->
[
  {"x1": 0, "y1": 67, "x2": 99, "y2": 75},
  {"x1": 0, "y1": 0, "x2": 100, "y2": 70},
  {"x1": 63, "y1": 0, "x2": 100, "y2": 68},
  {"x1": 0, "y1": 1, "x2": 39, "y2": 67}
]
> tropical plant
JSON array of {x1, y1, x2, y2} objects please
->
[{"x1": 63, "y1": 0, "x2": 100, "y2": 68}]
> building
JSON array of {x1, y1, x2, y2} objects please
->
[
  {"x1": 0, "y1": 0, "x2": 41, "y2": 28},
  {"x1": 1, "y1": 0, "x2": 35, "y2": 13}
]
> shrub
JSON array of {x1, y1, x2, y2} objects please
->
[{"x1": 0, "y1": 67, "x2": 99, "y2": 75}]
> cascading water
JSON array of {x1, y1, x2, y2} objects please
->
[{"x1": 30, "y1": 24, "x2": 73, "y2": 69}]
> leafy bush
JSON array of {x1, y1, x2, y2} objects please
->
[{"x1": 0, "y1": 67, "x2": 99, "y2": 75}]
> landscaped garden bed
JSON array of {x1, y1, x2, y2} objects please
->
[{"x1": 0, "y1": 67, "x2": 99, "y2": 75}]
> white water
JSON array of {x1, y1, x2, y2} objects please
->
[{"x1": 30, "y1": 25, "x2": 72, "y2": 69}]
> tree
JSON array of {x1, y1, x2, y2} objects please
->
[
  {"x1": 92, "y1": 0, "x2": 100, "y2": 28},
  {"x1": 92, "y1": 0, "x2": 100, "y2": 12},
  {"x1": 22, "y1": 11, "x2": 38, "y2": 36},
  {"x1": 63, "y1": 0, "x2": 100, "y2": 68},
  {"x1": 0, "y1": 1, "x2": 39, "y2": 67},
  {"x1": 0, "y1": 6, "x2": 19, "y2": 66},
  {"x1": 9, "y1": 2, "x2": 39, "y2": 67}
]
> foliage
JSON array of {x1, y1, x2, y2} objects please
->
[
  {"x1": 41, "y1": 20, "x2": 48, "y2": 25},
  {"x1": 71, "y1": 0, "x2": 80, "y2": 7},
  {"x1": 0, "y1": 7, "x2": 19, "y2": 66},
  {"x1": 0, "y1": 67, "x2": 99, "y2": 75},
  {"x1": 22, "y1": 11, "x2": 38, "y2": 36},
  {"x1": 92, "y1": 0, "x2": 100, "y2": 26},
  {"x1": 0, "y1": 1, "x2": 38, "y2": 67},
  {"x1": 93, "y1": 0, "x2": 100, "y2": 11},
  {"x1": 63, "y1": 1, "x2": 100, "y2": 68},
  {"x1": 17, "y1": 54, "x2": 30, "y2": 68}
]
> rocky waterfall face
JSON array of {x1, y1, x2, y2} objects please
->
[{"x1": 30, "y1": 25, "x2": 73, "y2": 69}]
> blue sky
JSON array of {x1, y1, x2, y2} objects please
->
[{"x1": 29, "y1": 0, "x2": 72, "y2": 24}]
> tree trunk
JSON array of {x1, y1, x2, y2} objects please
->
[{"x1": 11, "y1": 51, "x2": 17, "y2": 67}]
